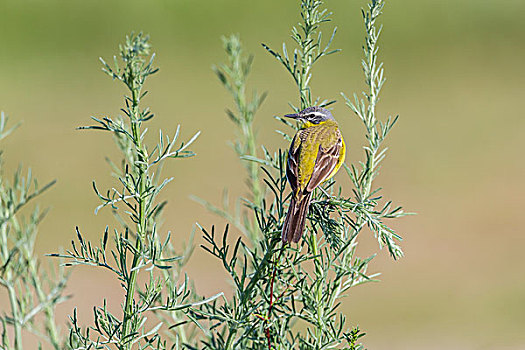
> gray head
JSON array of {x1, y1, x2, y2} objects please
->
[{"x1": 284, "y1": 106, "x2": 335, "y2": 125}]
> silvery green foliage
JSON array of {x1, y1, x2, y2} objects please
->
[
  {"x1": 193, "y1": 34, "x2": 267, "y2": 245},
  {"x1": 187, "y1": 0, "x2": 407, "y2": 349},
  {"x1": 0, "y1": 112, "x2": 68, "y2": 350},
  {"x1": 263, "y1": 0, "x2": 340, "y2": 110},
  {"x1": 341, "y1": 0, "x2": 405, "y2": 259},
  {"x1": 51, "y1": 34, "x2": 220, "y2": 350}
]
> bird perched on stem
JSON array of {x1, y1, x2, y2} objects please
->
[{"x1": 282, "y1": 106, "x2": 346, "y2": 243}]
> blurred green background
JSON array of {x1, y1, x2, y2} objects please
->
[{"x1": 1, "y1": 0, "x2": 524, "y2": 348}]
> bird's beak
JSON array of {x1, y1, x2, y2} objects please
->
[{"x1": 284, "y1": 113, "x2": 300, "y2": 119}]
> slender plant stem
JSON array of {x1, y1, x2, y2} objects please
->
[
  {"x1": 310, "y1": 233, "x2": 324, "y2": 345},
  {"x1": 264, "y1": 244, "x2": 285, "y2": 350},
  {"x1": 244, "y1": 123, "x2": 262, "y2": 208},
  {"x1": 224, "y1": 329, "x2": 237, "y2": 350},
  {"x1": 354, "y1": 0, "x2": 381, "y2": 239},
  {"x1": 214, "y1": 35, "x2": 265, "y2": 240},
  {"x1": 6, "y1": 284, "x2": 22, "y2": 350},
  {"x1": 239, "y1": 101, "x2": 263, "y2": 236},
  {"x1": 121, "y1": 77, "x2": 148, "y2": 350},
  {"x1": 362, "y1": 0, "x2": 382, "y2": 200},
  {"x1": 28, "y1": 260, "x2": 61, "y2": 348},
  {"x1": 0, "y1": 224, "x2": 22, "y2": 350},
  {"x1": 9, "y1": 215, "x2": 61, "y2": 349}
]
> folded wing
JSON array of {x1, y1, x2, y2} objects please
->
[{"x1": 306, "y1": 137, "x2": 343, "y2": 192}]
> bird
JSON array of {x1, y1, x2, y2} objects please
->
[{"x1": 282, "y1": 106, "x2": 346, "y2": 243}]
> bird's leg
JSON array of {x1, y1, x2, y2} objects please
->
[
  {"x1": 310, "y1": 187, "x2": 332, "y2": 205},
  {"x1": 318, "y1": 186, "x2": 332, "y2": 200},
  {"x1": 314, "y1": 186, "x2": 340, "y2": 212}
]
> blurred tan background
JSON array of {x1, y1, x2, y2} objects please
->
[{"x1": 1, "y1": 0, "x2": 524, "y2": 348}]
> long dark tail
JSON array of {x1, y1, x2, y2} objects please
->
[{"x1": 282, "y1": 192, "x2": 312, "y2": 243}]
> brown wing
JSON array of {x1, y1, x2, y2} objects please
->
[
  {"x1": 286, "y1": 134, "x2": 300, "y2": 195},
  {"x1": 306, "y1": 137, "x2": 342, "y2": 192}
]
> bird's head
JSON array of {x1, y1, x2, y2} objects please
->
[{"x1": 284, "y1": 106, "x2": 334, "y2": 126}]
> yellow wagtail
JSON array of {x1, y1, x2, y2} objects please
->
[{"x1": 282, "y1": 106, "x2": 346, "y2": 243}]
